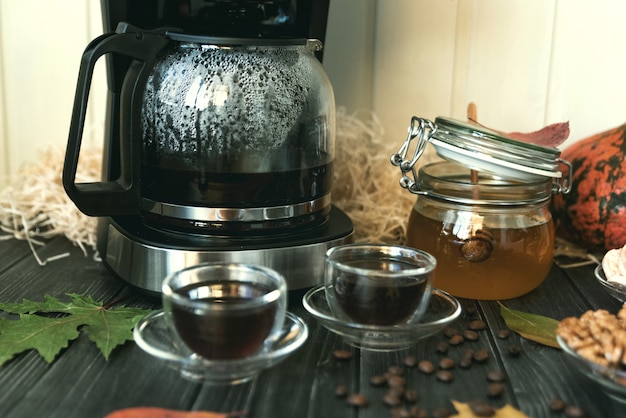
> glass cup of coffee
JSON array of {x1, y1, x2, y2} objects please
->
[
  {"x1": 162, "y1": 262, "x2": 287, "y2": 360},
  {"x1": 325, "y1": 244, "x2": 436, "y2": 326}
]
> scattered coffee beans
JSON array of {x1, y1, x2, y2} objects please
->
[
  {"x1": 334, "y1": 384, "x2": 348, "y2": 398},
  {"x1": 507, "y1": 344, "x2": 522, "y2": 357},
  {"x1": 387, "y1": 375, "x2": 406, "y2": 389},
  {"x1": 468, "y1": 399, "x2": 495, "y2": 416},
  {"x1": 435, "y1": 370, "x2": 454, "y2": 383},
  {"x1": 332, "y1": 349, "x2": 353, "y2": 361},
  {"x1": 382, "y1": 392, "x2": 402, "y2": 407},
  {"x1": 417, "y1": 360, "x2": 435, "y2": 374},
  {"x1": 388, "y1": 365, "x2": 404, "y2": 376},
  {"x1": 486, "y1": 370, "x2": 506, "y2": 383},
  {"x1": 439, "y1": 357, "x2": 456, "y2": 370},
  {"x1": 443, "y1": 327, "x2": 460, "y2": 338},
  {"x1": 549, "y1": 398, "x2": 567, "y2": 412},
  {"x1": 449, "y1": 334, "x2": 465, "y2": 346},
  {"x1": 496, "y1": 329, "x2": 510, "y2": 339},
  {"x1": 345, "y1": 393, "x2": 368, "y2": 407},
  {"x1": 436, "y1": 340, "x2": 449, "y2": 353},
  {"x1": 486, "y1": 382, "x2": 505, "y2": 398},
  {"x1": 458, "y1": 356, "x2": 473, "y2": 369},
  {"x1": 473, "y1": 348, "x2": 490, "y2": 363},
  {"x1": 369, "y1": 374, "x2": 387, "y2": 386},
  {"x1": 463, "y1": 329, "x2": 479, "y2": 341},
  {"x1": 465, "y1": 305, "x2": 478, "y2": 317},
  {"x1": 410, "y1": 405, "x2": 428, "y2": 418},
  {"x1": 469, "y1": 319, "x2": 487, "y2": 331},
  {"x1": 402, "y1": 355, "x2": 418, "y2": 368},
  {"x1": 564, "y1": 405, "x2": 586, "y2": 417},
  {"x1": 390, "y1": 406, "x2": 411, "y2": 418},
  {"x1": 431, "y1": 407, "x2": 452, "y2": 417},
  {"x1": 404, "y1": 389, "x2": 418, "y2": 403}
]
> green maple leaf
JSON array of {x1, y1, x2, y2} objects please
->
[{"x1": 0, "y1": 293, "x2": 153, "y2": 366}]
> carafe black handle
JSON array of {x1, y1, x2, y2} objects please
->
[{"x1": 63, "y1": 25, "x2": 169, "y2": 216}]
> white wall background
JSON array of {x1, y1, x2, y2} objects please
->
[{"x1": 2, "y1": 0, "x2": 626, "y2": 188}]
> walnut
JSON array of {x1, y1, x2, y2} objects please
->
[{"x1": 557, "y1": 303, "x2": 626, "y2": 370}]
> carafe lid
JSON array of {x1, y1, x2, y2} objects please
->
[{"x1": 431, "y1": 117, "x2": 563, "y2": 181}]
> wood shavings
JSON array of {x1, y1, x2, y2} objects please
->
[
  {"x1": 333, "y1": 108, "x2": 431, "y2": 244},
  {"x1": 0, "y1": 145, "x2": 100, "y2": 265}
]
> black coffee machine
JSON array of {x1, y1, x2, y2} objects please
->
[{"x1": 63, "y1": 0, "x2": 353, "y2": 297}]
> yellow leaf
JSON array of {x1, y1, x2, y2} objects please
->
[{"x1": 451, "y1": 400, "x2": 531, "y2": 418}]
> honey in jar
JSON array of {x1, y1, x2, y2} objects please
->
[{"x1": 391, "y1": 117, "x2": 571, "y2": 300}]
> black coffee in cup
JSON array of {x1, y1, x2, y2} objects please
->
[{"x1": 171, "y1": 281, "x2": 278, "y2": 360}]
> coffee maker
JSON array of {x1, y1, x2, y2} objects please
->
[{"x1": 63, "y1": 0, "x2": 353, "y2": 297}]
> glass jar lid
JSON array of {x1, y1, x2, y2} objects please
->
[
  {"x1": 391, "y1": 116, "x2": 572, "y2": 196},
  {"x1": 432, "y1": 117, "x2": 563, "y2": 180}
]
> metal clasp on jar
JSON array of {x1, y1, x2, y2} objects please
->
[{"x1": 390, "y1": 116, "x2": 437, "y2": 195}]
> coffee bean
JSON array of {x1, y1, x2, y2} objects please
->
[
  {"x1": 549, "y1": 398, "x2": 567, "y2": 412},
  {"x1": 564, "y1": 405, "x2": 586, "y2": 417},
  {"x1": 345, "y1": 393, "x2": 368, "y2": 407},
  {"x1": 334, "y1": 384, "x2": 348, "y2": 398},
  {"x1": 404, "y1": 389, "x2": 418, "y2": 403},
  {"x1": 473, "y1": 348, "x2": 490, "y2": 363},
  {"x1": 402, "y1": 355, "x2": 418, "y2": 368},
  {"x1": 449, "y1": 334, "x2": 465, "y2": 346},
  {"x1": 463, "y1": 348, "x2": 476, "y2": 358},
  {"x1": 458, "y1": 356, "x2": 473, "y2": 369},
  {"x1": 370, "y1": 374, "x2": 387, "y2": 386},
  {"x1": 443, "y1": 327, "x2": 460, "y2": 338},
  {"x1": 418, "y1": 360, "x2": 435, "y2": 374},
  {"x1": 469, "y1": 319, "x2": 487, "y2": 331},
  {"x1": 432, "y1": 407, "x2": 452, "y2": 417},
  {"x1": 486, "y1": 382, "x2": 505, "y2": 398},
  {"x1": 390, "y1": 406, "x2": 411, "y2": 418},
  {"x1": 333, "y1": 349, "x2": 353, "y2": 361},
  {"x1": 388, "y1": 365, "x2": 404, "y2": 376},
  {"x1": 465, "y1": 305, "x2": 478, "y2": 317},
  {"x1": 387, "y1": 375, "x2": 406, "y2": 389},
  {"x1": 507, "y1": 344, "x2": 522, "y2": 356},
  {"x1": 436, "y1": 340, "x2": 449, "y2": 353},
  {"x1": 410, "y1": 405, "x2": 428, "y2": 418},
  {"x1": 439, "y1": 357, "x2": 456, "y2": 370},
  {"x1": 382, "y1": 393, "x2": 402, "y2": 407},
  {"x1": 469, "y1": 400, "x2": 495, "y2": 416},
  {"x1": 463, "y1": 329, "x2": 479, "y2": 341},
  {"x1": 486, "y1": 370, "x2": 506, "y2": 383},
  {"x1": 386, "y1": 386, "x2": 405, "y2": 398},
  {"x1": 436, "y1": 370, "x2": 454, "y2": 382},
  {"x1": 497, "y1": 329, "x2": 510, "y2": 339}
]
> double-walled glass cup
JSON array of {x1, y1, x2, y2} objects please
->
[
  {"x1": 324, "y1": 244, "x2": 435, "y2": 326},
  {"x1": 162, "y1": 262, "x2": 287, "y2": 360}
]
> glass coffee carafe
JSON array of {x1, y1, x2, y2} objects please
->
[{"x1": 64, "y1": 25, "x2": 335, "y2": 234}]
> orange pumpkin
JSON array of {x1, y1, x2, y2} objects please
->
[{"x1": 552, "y1": 123, "x2": 626, "y2": 251}]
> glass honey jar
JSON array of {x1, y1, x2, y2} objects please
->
[{"x1": 391, "y1": 117, "x2": 572, "y2": 300}]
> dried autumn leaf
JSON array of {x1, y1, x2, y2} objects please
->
[
  {"x1": 499, "y1": 303, "x2": 559, "y2": 348},
  {"x1": 104, "y1": 407, "x2": 230, "y2": 418},
  {"x1": 451, "y1": 400, "x2": 530, "y2": 417},
  {"x1": 0, "y1": 293, "x2": 153, "y2": 365}
]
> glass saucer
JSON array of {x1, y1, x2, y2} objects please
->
[
  {"x1": 134, "y1": 310, "x2": 308, "y2": 384},
  {"x1": 594, "y1": 264, "x2": 626, "y2": 303},
  {"x1": 302, "y1": 285, "x2": 461, "y2": 351}
]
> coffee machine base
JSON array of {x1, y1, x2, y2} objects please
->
[{"x1": 98, "y1": 206, "x2": 354, "y2": 298}]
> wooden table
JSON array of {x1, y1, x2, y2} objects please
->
[{"x1": 0, "y1": 236, "x2": 621, "y2": 417}]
